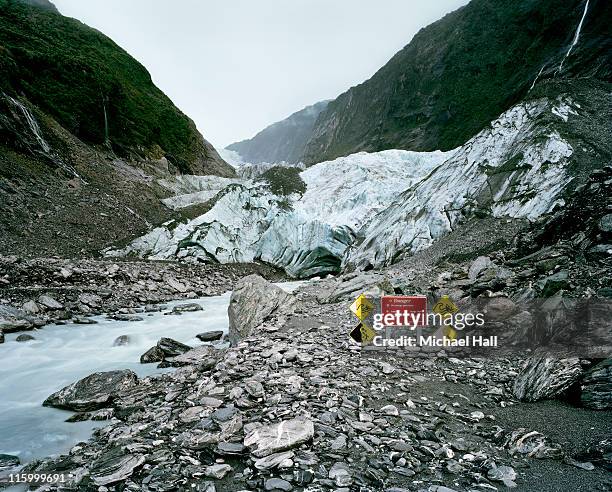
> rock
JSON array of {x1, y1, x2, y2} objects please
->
[
  {"x1": 141, "y1": 337, "x2": 191, "y2": 364},
  {"x1": 0, "y1": 315, "x2": 33, "y2": 333},
  {"x1": 244, "y1": 417, "x2": 314, "y2": 457},
  {"x1": 74, "y1": 316, "x2": 98, "y2": 324},
  {"x1": 43, "y1": 369, "x2": 138, "y2": 411},
  {"x1": 113, "y1": 335, "x2": 131, "y2": 346},
  {"x1": 469, "y1": 256, "x2": 493, "y2": 280},
  {"x1": 0, "y1": 453, "x2": 20, "y2": 469},
  {"x1": 171, "y1": 302, "x2": 203, "y2": 314},
  {"x1": 470, "y1": 411, "x2": 485, "y2": 421},
  {"x1": 513, "y1": 356, "x2": 583, "y2": 402},
  {"x1": 107, "y1": 314, "x2": 143, "y2": 322},
  {"x1": 160, "y1": 345, "x2": 218, "y2": 368},
  {"x1": 329, "y1": 462, "x2": 353, "y2": 486},
  {"x1": 196, "y1": 330, "x2": 224, "y2": 342},
  {"x1": 22, "y1": 300, "x2": 40, "y2": 314},
  {"x1": 381, "y1": 404, "x2": 399, "y2": 416},
  {"x1": 216, "y1": 442, "x2": 247, "y2": 456},
  {"x1": 504, "y1": 428, "x2": 563, "y2": 459},
  {"x1": 228, "y1": 274, "x2": 297, "y2": 345},
  {"x1": 580, "y1": 359, "x2": 612, "y2": 410},
  {"x1": 65, "y1": 412, "x2": 91, "y2": 422},
  {"x1": 564, "y1": 457, "x2": 595, "y2": 470},
  {"x1": 157, "y1": 337, "x2": 191, "y2": 356},
  {"x1": 254, "y1": 451, "x2": 294, "y2": 471},
  {"x1": 244, "y1": 380, "x2": 264, "y2": 398},
  {"x1": 140, "y1": 345, "x2": 165, "y2": 363},
  {"x1": 484, "y1": 297, "x2": 518, "y2": 321},
  {"x1": 90, "y1": 448, "x2": 145, "y2": 486},
  {"x1": 16, "y1": 334, "x2": 35, "y2": 342},
  {"x1": 487, "y1": 465, "x2": 517, "y2": 487},
  {"x1": 78, "y1": 293, "x2": 103, "y2": 308},
  {"x1": 0, "y1": 330, "x2": 4, "y2": 344},
  {"x1": 538, "y1": 270, "x2": 569, "y2": 297},
  {"x1": 204, "y1": 463, "x2": 232, "y2": 479},
  {"x1": 38, "y1": 294, "x2": 63, "y2": 310},
  {"x1": 598, "y1": 214, "x2": 612, "y2": 233},
  {"x1": 586, "y1": 244, "x2": 612, "y2": 261},
  {"x1": 264, "y1": 478, "x2": 293, "y2": 491}
]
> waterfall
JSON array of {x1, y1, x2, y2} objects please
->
[
  {"x1": 529, "y1": 65, "x2": 546, "y2": 92},
  {"x1": 556, "y1": 0, "x2": 590, "y2": 75},
  {"x1": 5, "y1": 94, "x2": 85, "y2": 182},
  {"x1": 8, "y1": 95, "x2": 51, "y2": 153}
]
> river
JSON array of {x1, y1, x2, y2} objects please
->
[{"x1": 0, "y1": 281, "x2": 303, "y2": 471}]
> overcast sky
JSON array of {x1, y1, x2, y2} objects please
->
[{"x1": 53, "y1": 0, "x2": 468, "y2": 148}]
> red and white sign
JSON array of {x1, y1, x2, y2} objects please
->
[{"x1": 381, "y1": 295, "x2": 427, "y2": 326}]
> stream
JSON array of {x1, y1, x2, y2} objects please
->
[{"x1": 0, "y1": 281, "x2": 303, "y2": 470}]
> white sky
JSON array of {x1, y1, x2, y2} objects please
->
[{"x1": 53, "y1": 0, "x2": 468, "y2": 148}]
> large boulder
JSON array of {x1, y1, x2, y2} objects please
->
[
  {"x1": 228, "y1": 275, "x2": 297, "y2": 345},
  {"x1": 0, "y1": 304, "x2": 34, "y2": 333},
  {"x1": 580, "y1": 359, "x2": 612, "y2": 410},
  {"x1": 512, "y1": 356, "x2": 583, "y2": 402},
  {"x1": 244, "y1": 417, "x2": 314, "y2": 458},
  {"x1": 43, "y1": 370, "x2": 138, "y2": 411}
]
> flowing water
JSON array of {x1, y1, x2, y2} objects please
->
[{"x1": 0, "y1": 281, "x2": 303, "y2": 470}]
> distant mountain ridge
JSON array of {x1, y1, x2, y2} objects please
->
[
  {"x1": 301, "y1": 0, "x2": 611, "y2": 164},
  {"x1": 226, "y1": 100, "x2": 329, "y2": 164}
]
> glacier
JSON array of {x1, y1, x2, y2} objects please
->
[
  {"x1": 108, "y1": 149, "x2": 452, "y2": 276},
  {"x1": 344, "y1": 97, "x2": 577, "y2": 270},
  {"x1": 110, "y1": 96, "x2": 578, "y2": 278}
]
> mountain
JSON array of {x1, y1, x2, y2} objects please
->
[
  {"x1": 226, "y1": 100, "x2": 329, "y2": 164},
  {"x1": 302, "y1": 0, "x2": 611, "y2": 164},
  {"x1": 0, "y1": 0, "x2": 234, "y2": 257}
]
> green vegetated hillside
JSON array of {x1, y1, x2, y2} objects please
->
[
  {"x1": 0, "y1": 0, "x2": 235, "y2": 257},
  {"x1": 302, "y1": 0, "x2": 611, "y2": 164},
  {"x1": 0, "y1": 0, "x2": 232, "y2": 176}
]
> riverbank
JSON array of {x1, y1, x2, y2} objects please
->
[
  {"x1": 13, "y1": 275, "x2": 611, "y2": 492},
  {"x1": 0, "y1": 255, "x2": 286, "y2": 340}
]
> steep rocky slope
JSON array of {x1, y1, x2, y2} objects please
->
[
  {"x1": 0, "y1": 0, "x2": 234, "y2": 257},
  {"x1": 226, "y1": 100, "x2": 329, "y2": 164},
  {"x1": 302, "y1": 0, "x2": 611, "y2": 164}
]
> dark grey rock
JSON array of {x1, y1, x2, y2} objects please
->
[
  {"x1": 16, "y1": 333, "x2": 35, "y2": 342},
  {"x1": 580, "y1": 359, "x2": 612, "y2": 410},
  {"x1": 157, "y1": 337, "x2": 191, "y2": 357},
  {"x1": 0, "y1": 453, "x2": 20, "y2": 469},
  {"x1": 140, "y1": 345, "x2": 165, "y2": 363},
  {"x1": 598, "y1": 214, "x2": 612, "y2": 233},
  {"x1": 264, "y1": 477, "x2": 293, "y2": 491},
  {"x1": 171, "y1": 302, "x2": 203, "y2": 314},
  {"x1": 513, "y1": 356, "x2": 582, "y2": 402},
  {"x1": 38, "y1": 294, "x2": 63, "y2": 310},
  {"x1": 43, "y1": 369, "x2": 138, "y2": 411},
  {"x1": 89, "y1": 448, "x2": 145, "y2": 486},
  {"x1": 113, "y1": 335, "x2": 130, "y2": 346},
  {"x1": 196, "y1": 330, "x2": 224, "y2": 342}
]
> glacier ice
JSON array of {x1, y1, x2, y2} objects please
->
[
  {"x1": 344, "y1": 97, "x2": 577, "y2": 270},
  {"x1": 109, "y1": 149, "x2": 451, "y2": 276},
  {"x1": 111, "y1": 97, "x2": 578, "y2": 278}
]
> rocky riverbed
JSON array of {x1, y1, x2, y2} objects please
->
[
  {"x1": 0, "y1": 255, "x2": 285, "y2": 342},
  {"x1": 6, "y1": 271, "x2": 609, "y2": 492}
]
